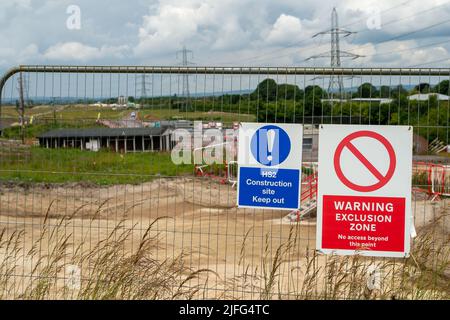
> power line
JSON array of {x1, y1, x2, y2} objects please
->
[
  {"x1": 307, "y1": 8, "x2": 362, "y2": 97},
  {"x1": 408, "y1": 57, "x2": 450, "y2": 68},
  {"x1": 176, "y1": 46, "x2": 194, "y2": 109},
  {"x1": 215, "y1": 1, "x2": 450, "y2": 66},
  {"x1": 343, "y1": 17, "x2": 450, "y2": 55},
  {"x1": 245, "y1": 37, "x2": 450, "y2": 66},
  {"x1": 334, "y1": 38, "x2": 450, "y2": 66},
  {"x1": 211, "y1": 0, "x2": 417, "y2": 65},
  {"x1": 136, "y1": 74, "x2": 152, "y2": 99},
  {"x1": 315, "y1": 1, "x2": 450, "y2": 59},
  {"x1": 339, "y1": 0, "x2": 412, "y2": 29},
  {"x1": 369, "y1": 38, "x2": 450, "y2": 59},
  {"x1": 263, "y1": 15, "x2": 450, "y2": 66}
]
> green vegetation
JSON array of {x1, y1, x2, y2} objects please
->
[
  {"x1": 2, "y1": 121, "x2": 102, "y2": 140},
  {"x1": 0, "y1": 147, "x2": 194, "y2": 185},
  {"x1": 2, "y1": 78, "x2": 448, "y2": 146},
  {"x1": 136, "y1": 78, "x2": 449, "y2": 145},
  {"x1": 250, "y1": 78, "x2": 304, "y2": 101},
  {"x1": 138, "y1": 108, "x2": 255, "y2": 123},
  {"x1": 1, "y1": 105, "x2": 128, "y2": 120},
  {"x1": 52, "y1": 105, "x2": 129, "y2": 120}
]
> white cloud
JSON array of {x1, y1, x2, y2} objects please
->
[
  {"x1": 18, "y1": 43, "x2": 39, "y2": 61},
  {"x1": 134, "y1": 3, "x2": 212, "y2": 56},
  {"x1": 0, "y1": 0, "x2": 449, "y2": 70},
  {"x1": 0, "y1": 43, "x2": 39, "y2": 68},
  {"x1": 265, "y1": 14, "x2": 303, "y2": 45},
  {"x1": 133, "y1": 0, "x2": 272, "y2": 58},
  {"x1": 44, "y1": 42, "x2": 130, "y2": 61},
  {"x1": 211, "y1": 17, "x2": 252, "y2": 50},
  {"x1": 0, "y1": 0, "x2": 32, "y2": 10}
]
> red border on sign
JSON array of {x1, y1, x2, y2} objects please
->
[{"x1": 333, "y1": 130, "x2": 396, "y2": 192}]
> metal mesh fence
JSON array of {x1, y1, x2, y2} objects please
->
[{"x1": 0, "y1": 66, "x2": 448, "y2": 299}]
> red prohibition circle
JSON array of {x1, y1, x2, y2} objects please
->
[{"x1": 333, "y1": 130, "x2": 396, "y2": 192}]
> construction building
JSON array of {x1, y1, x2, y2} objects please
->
[
  {"x1": 407, "y1": 93, "x2": 450, "y2": 101},
  {"x1": 38, "y1": 127, "x2": 174, "y2": 152}
]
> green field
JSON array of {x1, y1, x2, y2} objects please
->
[
  {"x1": 1, "y1": 105, "x2": 130, "y2": 120},
  {"x1": 2, "y1": 104, "x2": 255, "y2": 124},
  {"x1": 0, "y1": 147, "x2": 194, "y2": 185},
  {"x1": 138, "y1": 108, "x2": 255, "y2": 122},
  {"x1": 53, "y1": 105, "x2": 129, "y2": 120}
]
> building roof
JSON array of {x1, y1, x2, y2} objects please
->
[
  {"x1": 157, "y1": 120, "x2": 193, "y2": 128},
  {"x1": 407, "y1": 93, "x2": 450, "y2": 101},
  {"x1": 351, "y1": 98, "x2": 393, "y2": 104},
  {"x1": 320, "y1": 98, "x2": 346, "y2": 103},
  {"x1": 38, "y1": 126, "x2": 169, "y2": 139},
  {"x1": 321, "y1": 98, "x2": 394, "y2": 104}
]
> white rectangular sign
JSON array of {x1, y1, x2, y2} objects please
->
[
  {"x1": 316, "y1": 125, "x2": 413, "y2": 258},
  {"x1": 237, "y1": 123, "x2": 303, "y2": 210}
]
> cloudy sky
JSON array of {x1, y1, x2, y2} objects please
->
[{"x1": 1, "y1": 0, "x2": 450, "y2": 74}]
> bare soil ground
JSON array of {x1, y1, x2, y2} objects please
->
[{"x1": 0, "y1": 178, "x2": 448, "y2": 299}]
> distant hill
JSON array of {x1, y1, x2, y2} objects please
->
[{"x1": 0, "y1": 84, "x2": 420, "y2": 105}]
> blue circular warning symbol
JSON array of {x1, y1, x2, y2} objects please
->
[{"x1": 250, "y1": 125, "x2": 291, "y2": 166}]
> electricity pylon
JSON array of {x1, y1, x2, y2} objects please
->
[
  {"x1": 306, "y1": 7, "x2": 362, "y2": 99},
  {"x1": 176, "y1": 46, "x2": 194, "y2": 110},
  {"x1": 137, "y1": 74, "x2": 152, "y2": 99}
]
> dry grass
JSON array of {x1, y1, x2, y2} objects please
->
[
  {"x1": 0, "y1": 202, "x2": 448, "y2": 300},
  {"x1": 221, "y1": 208, "x2": 449, "y2": 300},
  {"x1": 0, "y1": 205, "x2": 214, "y2": 300}
]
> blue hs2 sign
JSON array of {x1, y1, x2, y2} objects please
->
[{"x1": 237, "y1": 123, "x2": 303, "y2": 210}]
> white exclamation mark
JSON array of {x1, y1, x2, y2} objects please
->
[{"x1": 267, "y1": 129, "x2": 276, "y2": 161}]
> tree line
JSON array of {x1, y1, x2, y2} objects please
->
[{"x1": 169, "y1": 78, "x2": 449, "y2": 144}]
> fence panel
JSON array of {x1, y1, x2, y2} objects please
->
[{"x1": 0, "y1": 66, "x2": 448, "y2": 299}]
